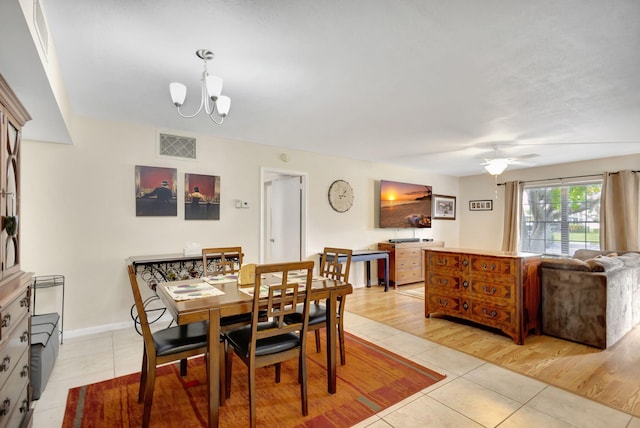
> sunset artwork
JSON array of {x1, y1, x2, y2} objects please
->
[{"x1": 379, "y1": 180, "x2": 432, "y2": 228}]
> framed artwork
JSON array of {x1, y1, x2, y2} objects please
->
[
  {"x1": 433, "y1": 194, "x2": 456, "y2": 220},
  {"x1": 135, "y1": 165, "x2": 177, "y2": 216},
  {"x1": 469, "y1": 199, "x2": 493, "y2": 211},
  {"x1": 185, "y1": 173, "x2": 221, "y2": 220}
]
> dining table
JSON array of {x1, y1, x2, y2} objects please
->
[{"x1": 154, "y1": 271, "x2": 353, "y2": 427}]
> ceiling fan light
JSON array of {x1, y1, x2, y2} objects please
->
[
  {"x1": 484, "y1": 159, "x2": 509, "y2": 175},
  {"x1": 205, "y1": 74, "x2": 223, "y2": 100},
  {"x1": 169, "y1": 82, "x2": 187, "y2": 107},
  {"x1": 216, "y1": 95, "x2": 231, "y2": 117}
]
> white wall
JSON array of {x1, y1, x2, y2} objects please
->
[
  {"x1": 459, "y1": 154, "x2": 640, "y2": 250},
  {"x1": 20, "y1": 116, "x2": 460, "y2": 333}
]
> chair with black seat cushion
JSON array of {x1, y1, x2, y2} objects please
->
[
  {"x1": 127, "y1": 265, "x2": 223, "y2": 427},
  {"x1": 284, "y1": 247, "x2": 352, "y2": 365},
  {"x1": 224, "y1": 261, "x2": 314, "y2": 428}
]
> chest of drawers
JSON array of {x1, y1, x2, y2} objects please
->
[
  {"x1": 377, "y1": 241, "x2": 444, "y2": 287},
  {"x1": 425, "y1": 248, "x2": 541, "y2": 344},
  {"x1": 0, "y1": 272, "x2": 33, "y2": 428}
]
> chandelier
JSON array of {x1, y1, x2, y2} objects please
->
[{"x1": 169, "y1": 49, "x2": 231, "y2": 125}]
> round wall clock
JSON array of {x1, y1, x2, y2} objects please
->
[{"x1": 328, "y1": 179, "x2": 354, "y2": 213}]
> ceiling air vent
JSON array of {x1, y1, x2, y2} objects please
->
[{"x1": 159, "y1": 133, "x2": 196, "y2": 159}]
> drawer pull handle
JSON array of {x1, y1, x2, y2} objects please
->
[
  {"x1": 463, "y1": 281, "x2": 469, "y2": 288},
  {"x1": 463, "y1": 303, "x2": 469, "y2": 310},
  {"x1": 437, "y1": 298, "x2": 449, "y2": 307},
  {"x1": 482, "y1": 263, "x2": 497, "y2": 271},
  {"x1": 1, "y1": 314, "x2": 10, "y2": 328},
  {"x1": 20, "y1": 364, "x2": 29, "y2": 378},
  {"x1": 20, "y1": 398, "x2": 29, "y2": 414},
  {"x1": 0, "y1": 399, "x2": 10, "y2": 416},
  {"x1": 436, "y1": 278, "x2": 449, "y2": 286},
  {"x1": 482, "y1": 286, "x2": 497, "y2": 295},
  {"x1": 436, "y1": 258, "x2": 448, "y2": 266},
  {"x1": 462, "y1": 260, "x2": 468, "y2": 266},
  {"x1": 20, "y1": 331, "x2": 29, "y2": 343},
  {"x1": 482, "y1": 308, "x2": 498, "y2": 318},
  {"x1": 20, "y1": 297, "x2": 29, "y2": 307},
  {"x1": 0, "y1": 356, "x2": 9, "y2": 372}
]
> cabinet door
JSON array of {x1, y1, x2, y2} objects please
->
[{"x1": 0, "y1": 111, "x2": 20, "y2": 278}]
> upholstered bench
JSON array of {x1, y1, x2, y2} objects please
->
[{"x1": 30, "y1": 313, "x2": 60, "y2": 400}]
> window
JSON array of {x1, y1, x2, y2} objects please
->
[{"x1": 520, "y1": 181, "x2": 602, "y2": 256}]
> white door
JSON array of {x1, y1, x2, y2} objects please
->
[{"x1": 262, "y1": 171, "x2": 306, "y2": 263}]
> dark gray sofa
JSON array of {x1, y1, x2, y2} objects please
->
[{"x1": 540, "y1": 249, "x2": 640, "y2": 349}]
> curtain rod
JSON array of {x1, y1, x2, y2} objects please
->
[
  {"x1": 497, "y1": 170, "x2": 640, "y2": 186},
  {"x1": 496, "y1": 173, "x2": 603, "y2": 186}
]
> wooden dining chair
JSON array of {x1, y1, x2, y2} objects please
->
[
  {"x1": 224, "y1": 261, "x2": 314, "y2": 427},
  {"x1": 202, "y1": 246, "x2": 243, "y2": 276},
  {"x1": 127, "y1": 265, "x2": 224, "y2": 427},
  {"x1": 202, "y1": 247, "x2": 263, "y2": 332},
  {"x1": 284, "y1": 247, "x2": 352, "y2": 365}
]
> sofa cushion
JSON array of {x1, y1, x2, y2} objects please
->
[
  {"x1": 540, "y1": 258, "x2": 591, "y2": 271},
  {"x1": 573, "y1": 249, "x2": 618, "y2": 261},
  {"x1": 585, "y1": 256, "x2": 624, "y2": 272}
]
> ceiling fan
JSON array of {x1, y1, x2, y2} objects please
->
[
  {"x1": 481, "y1": 145, "x2": 539, "y2": 175},
  {"x1": 472, "y1": 144, "x2": 539, "y2": 175}
]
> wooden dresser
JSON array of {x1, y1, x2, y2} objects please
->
[
  {"x1": 378, "y1": 241, "x2": 444, "y2": 288},
  {"x1": 425, "y1": 248, "x2": 541, "y2": 345},
  {"x1": 0, "y1": 74, "x2": 33, "y2": 428}
]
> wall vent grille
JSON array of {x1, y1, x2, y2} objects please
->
[{"x1": 159, "y1": 133, "x2": 196, "y2": 159}]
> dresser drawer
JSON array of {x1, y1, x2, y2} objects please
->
[
  {"x1": 470, "y1": 256, "x2": 514, "y2": 282},
  {"x1": 428, "y1": 252, "x2": 469, "y2": 273},
  {"x1": 469, "y1": 280, "x2": 513, "y2": 301},
  {"x1": 469, "y1": 300, "x2": 513, "y2": 328},
  {"x1": 0, "y1": 288, "x2": 29, "y2": 343},
  {"x1": 427, "y1": 292, "x2": 467, "y2": 315},
  {"x1": 0, "y1": 348, "x2": 29, "y2": 428},
  {"x1": 0, "y1": 315, "x2": 29, "y2": 391},
  {"x1": 427, "y1": 272, "x2": 467, "y2": 292},
  {"x1": 397, "y1": 269, "x2": 421, "y2": 284},
  {"x1": 396, "y1": 256, "x2": 421, "y2": 270},
  {"x1": 397, "y1": 247, "x2": 422, "y2": 259}
]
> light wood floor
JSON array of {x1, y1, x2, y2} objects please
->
[{"x1": 347, "y1": 283, "x2": 640, "y2": 418}]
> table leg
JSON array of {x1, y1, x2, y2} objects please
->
[
  {"x1": 208, "y1": 308, "x2": 221, "y2": 427},
  {"x1": 325, "y1": 292, "x2": 338, "y2": 394},
  {"x1": 384, "y1": 255, "x2": 390, "y2": 292},
  {"x1": 365, "y1": 261, "x2": 372, "y2": 288}
]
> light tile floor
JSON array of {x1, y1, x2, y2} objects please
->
[{"x1": 33, "y1": 312, "x2": 640, "y2": 427}]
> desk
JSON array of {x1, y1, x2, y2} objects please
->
[
  {"x1": 155, "y1": 275, "x2": 352, "y2": 427},
  {"x1": 322, "y1": 249, "x2": 390, "y2": 292}
]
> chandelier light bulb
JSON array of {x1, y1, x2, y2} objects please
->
[
  {"x1": 216, "y1": 95, "x2": 231, "y2": 117},
  {"x1": 169, "y1": 82, "x2": 187, "y2": 107},
  {"x1": 205, "y1": 74, "x2": 223, "y2": 101}
]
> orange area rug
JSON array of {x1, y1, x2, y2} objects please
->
[{"x1": 63, "y1": 332, "x2": 445, "y2": 427}]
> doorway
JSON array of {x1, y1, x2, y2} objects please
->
[{"x1": 260, "y1": 168, "x2": 308, "y2": 263}]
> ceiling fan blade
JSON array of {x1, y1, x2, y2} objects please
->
[{"x1": 511, "y1": 153, "x2": 539, "y2": 161}]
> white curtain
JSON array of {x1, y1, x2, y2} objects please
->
[
  {"x1": 501, "y1": 181, "x2": 523, "y2": 252},
  {"x1": 601, "y1": 170, "x2": 640, "y2": 251}
]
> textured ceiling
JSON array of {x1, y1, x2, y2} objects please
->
[{"x1": 7, "y1": 0, "x2": 640, "y2": 176}]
